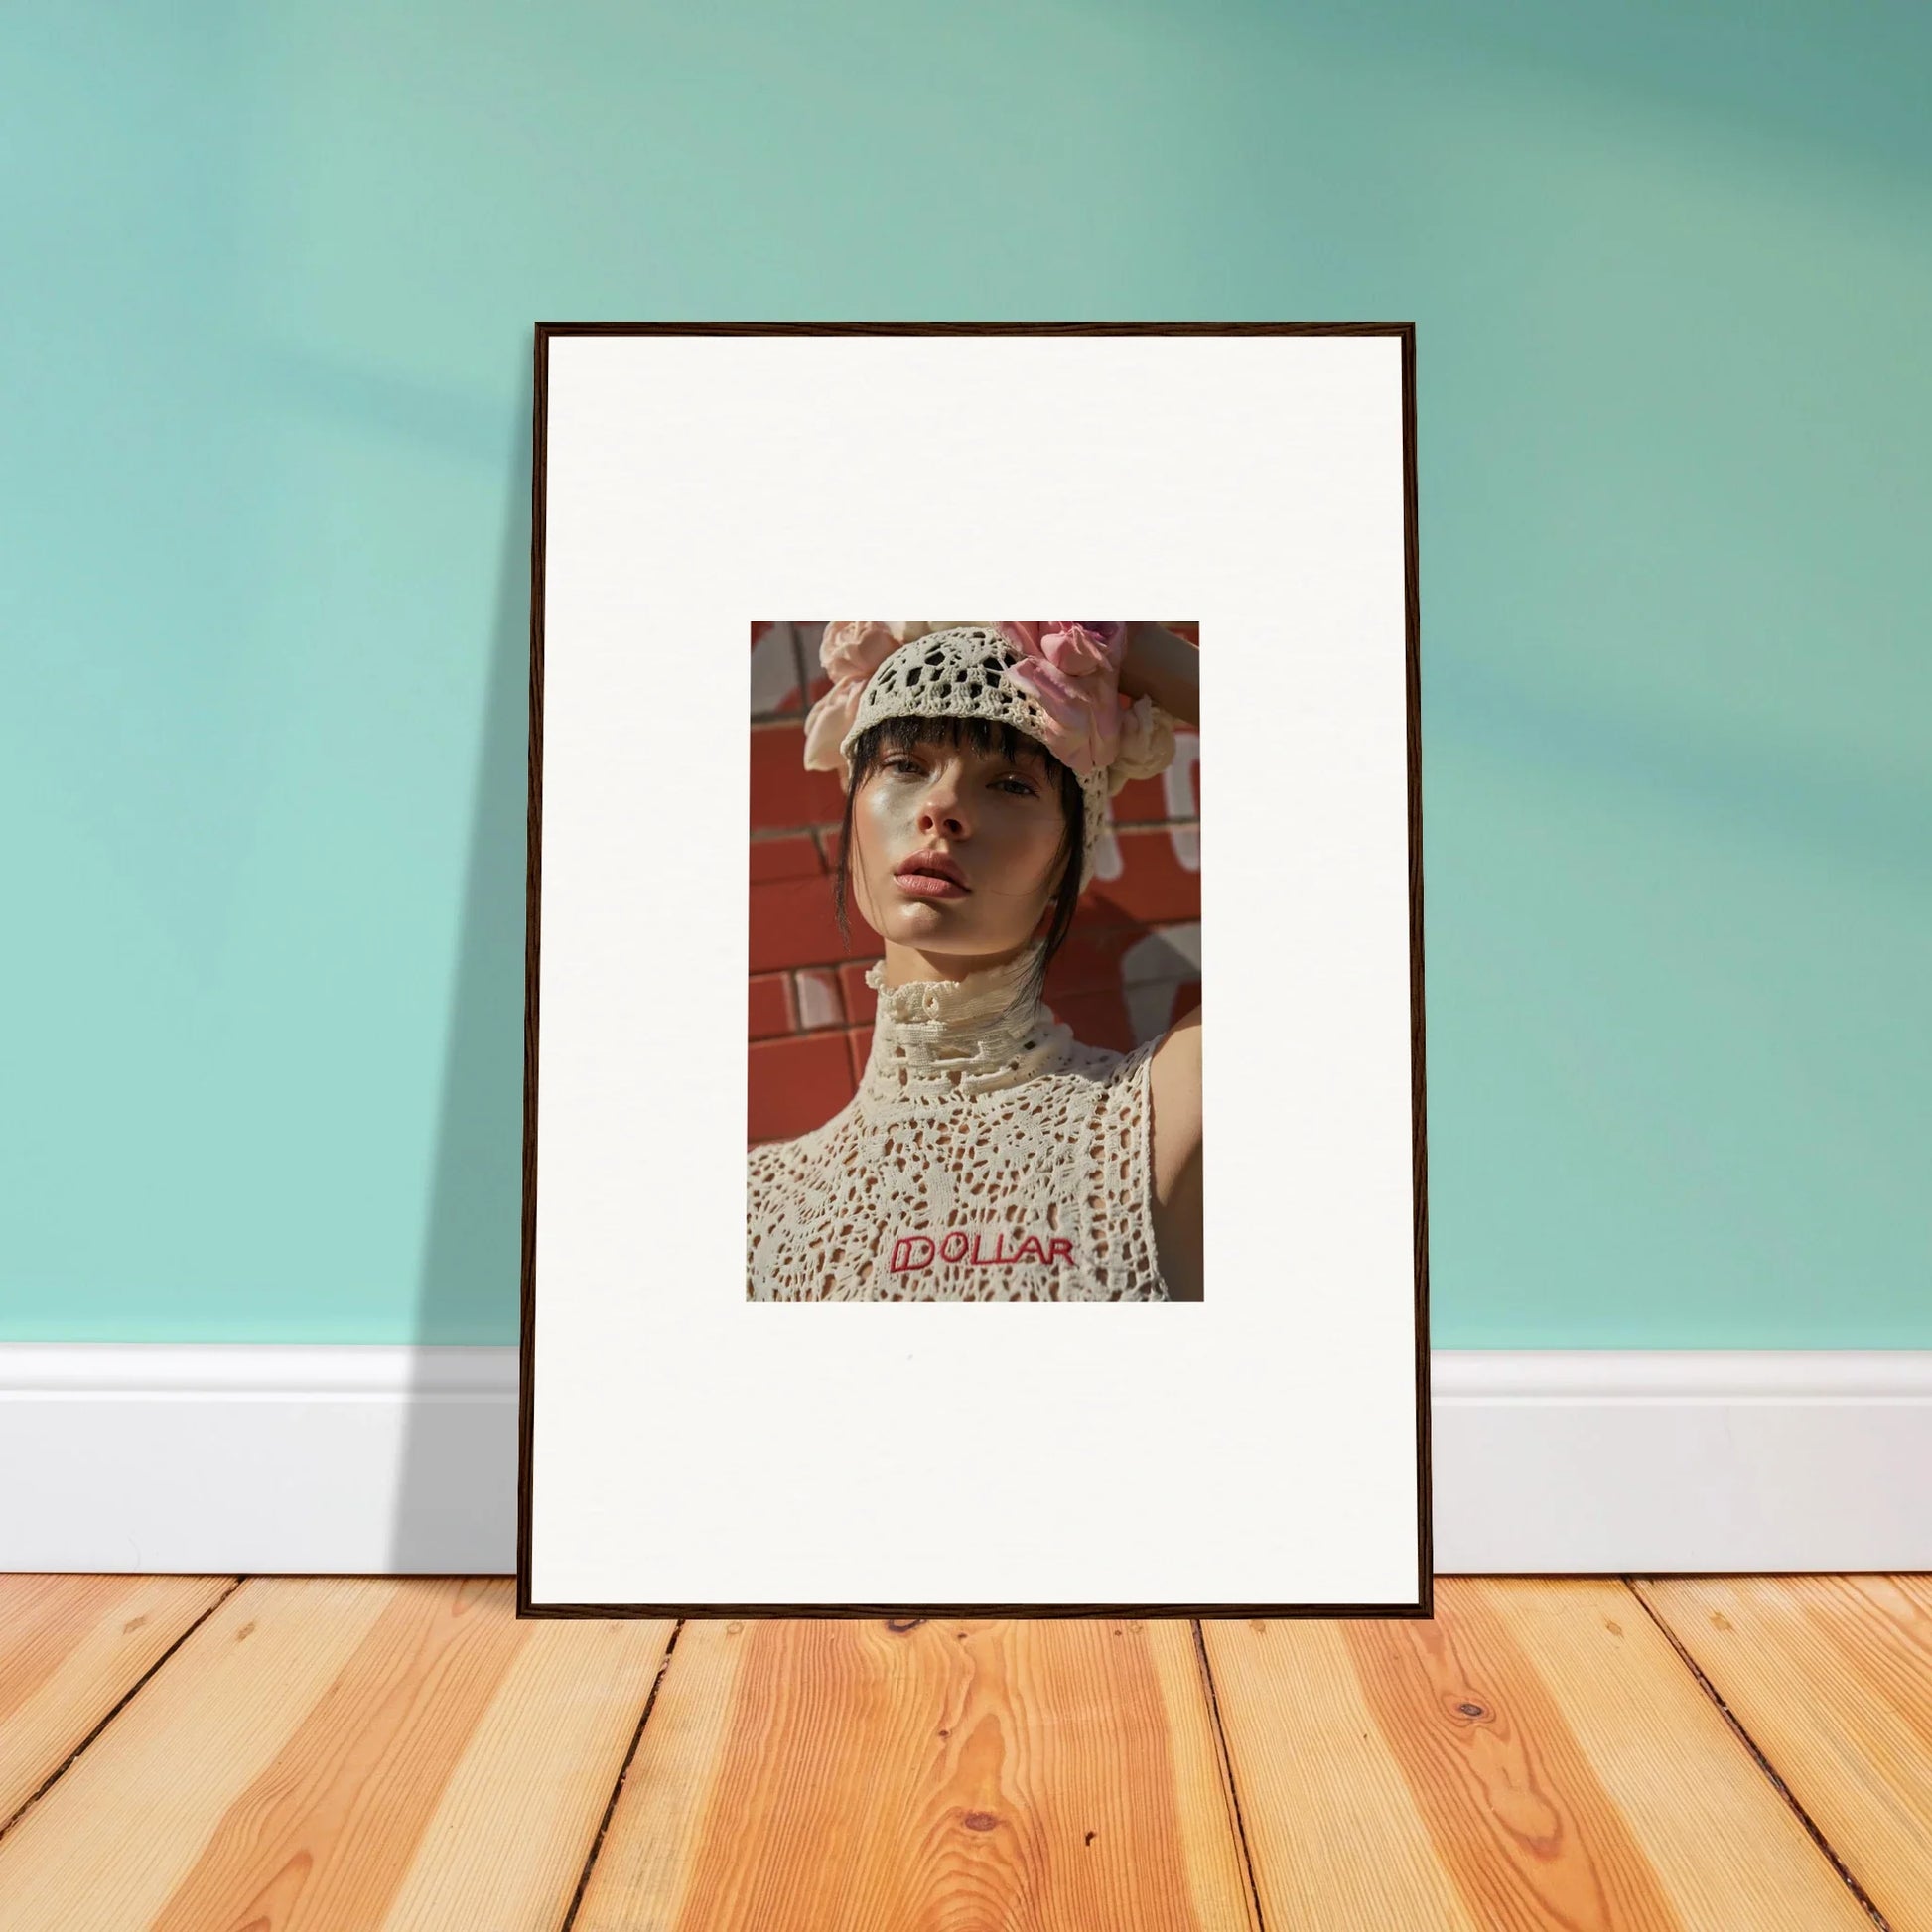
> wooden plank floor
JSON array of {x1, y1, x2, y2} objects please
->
[{"x1": 0, "y1": 1576, "x2": 1923, "y2": 1930}]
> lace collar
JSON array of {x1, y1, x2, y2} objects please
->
[{"x1": 858, "y1": 939, "x2": 1072, "y2": 1099}]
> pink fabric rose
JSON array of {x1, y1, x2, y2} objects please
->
[
  {"x1": 818, "y1": 620, "x2": 903, "y2": 683},
  {"x1": 996, "y1": 621, "x2": 1130, "y2": 778},
  {"x1": 1106, "y1": 692, "x2": 1178, "y2": 795},
  {"x1": 801, "y1": 621, "x2": 924, "y2": 774},
  {"x1": 996, "y1": 621, "x2": 1125, "y2": 677}
]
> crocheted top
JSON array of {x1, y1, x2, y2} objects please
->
[{"x1": 747, "y1": 941, "x2": 1173, "y2": 1302}]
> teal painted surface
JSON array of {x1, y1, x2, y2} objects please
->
[{"x1": 2, "y1": 2, "x2": 1927, "y2": 1344}]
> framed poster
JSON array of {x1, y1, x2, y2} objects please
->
[{"x1": 519, "y1": 323, "x2": 1430, "y2": 1618}]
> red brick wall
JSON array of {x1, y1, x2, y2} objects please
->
[{"x1": 749, "y1": 621, "x2": 1202, "y2": 1145}]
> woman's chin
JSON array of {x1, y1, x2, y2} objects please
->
[
  {"x1": 885, "y1": 902, "x2": 966, "y2": 941},
  {"x1": 863, "y1": 880, "x2": 1044, "y2": 955}
]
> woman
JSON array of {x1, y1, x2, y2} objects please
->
[{"x1": 747, "y1": 621, "x2": 1202, "y2": 1302}]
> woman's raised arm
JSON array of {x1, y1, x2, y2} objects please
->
[
  {"x1": 1118, "y1": 621, "x2": 1199, "y2": 728},
  {"x1": 1118, "y1": 623, "x2": 1202, "y2": 1297}
]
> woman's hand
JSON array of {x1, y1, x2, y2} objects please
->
[{"x1": 1119, "y1": 622, "x2": 1200, "y2": 728}]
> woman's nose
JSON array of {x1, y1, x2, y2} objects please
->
[{"x1": 919, "y1": 772, "x2": 968, "y2": 834}]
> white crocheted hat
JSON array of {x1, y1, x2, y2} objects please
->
[{"x1": 819, "y1": 622, "x2": 1175, "y2": 897}]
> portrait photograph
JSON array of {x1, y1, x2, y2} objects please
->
[
  {"x1": 521, "y1": 324, "x2": 1429, "y2": 1618},
  {"x1": 745, "y1": 618, "x2": 1203, "y2": 1304}
]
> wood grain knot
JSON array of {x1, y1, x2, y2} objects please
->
[
  {"x1": 1455, "y1": 1701, "x2": 1487, "y2": 1719},
  {"x1": 961, "y1": 1811, "x2": 1001, "y2": 1832},
  {"x1": 886, "y1": 1617, "x2": 926, "y2": 1633}
]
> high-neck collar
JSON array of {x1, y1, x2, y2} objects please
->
[{"x1": 859, "y1": 939, "x2": 1071, "y2": 1099}]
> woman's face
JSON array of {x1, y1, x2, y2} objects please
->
[{"x1": 850, "y1": 730, "x2": 1069, "y2": 961}]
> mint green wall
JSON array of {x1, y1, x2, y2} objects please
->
[{"x1": 4, "y1": 3, "x2": 1927, "y2": 1344}]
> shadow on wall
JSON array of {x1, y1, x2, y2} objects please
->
[
  {"x1": 389, "y1": 357, "x2": 533, "y2": 1573},
  {"x1": 388, "y1": 554, "x2": 1210, "y2": 1563}
]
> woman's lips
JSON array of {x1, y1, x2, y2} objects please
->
[{"x1": 894, "y1": 871, "x2": 971, "y2": 899}]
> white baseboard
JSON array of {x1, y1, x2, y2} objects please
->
[
  {"x1": 3, "y1": 1346, "x2": 1927, "y2": 1577},
  {"x1": 1, "y1": 1346, "x2": 516, "y2": 1577},
  {"x1": 1431, "y1": 1349, "x2": 1932, "y2": 1574}
]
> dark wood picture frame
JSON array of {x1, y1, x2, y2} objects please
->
[{"x1": 516, "y1": 322, "x2": 1431, "y2": 1620}]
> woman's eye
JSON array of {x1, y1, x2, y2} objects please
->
[{"x1": 883, "y1": 757, "x2": 1032, "y2": 795}]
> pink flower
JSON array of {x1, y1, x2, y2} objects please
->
[
  {"x1": 818, "y1": 620, "x2": 904, "y2": 684},
  {"x1": 996, "y1": 621, "x2": 1130, "y2": 777},
  {"x1": 801, "y1": 621, "x2": 922, "y2": 774},
  {"x1": 801, "y1": 678, "x2": 864, "y2": 772},
  {"x1": 997, "y1": 621, "x2": 1125, "y2": 679},
  {"x1": 1106, "y1": 692, "x2": 1177, "y2": 794}
]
